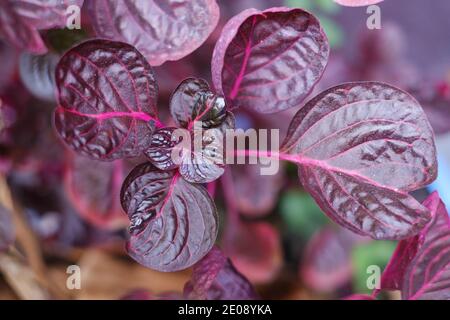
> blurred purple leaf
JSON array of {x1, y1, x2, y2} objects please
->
[
  {"x1": 0, "y1": 0, "x2": 84, "y2": 54},
  {"x1": 223, "y1": 221, "x2": 282, "y2": 284},
  {"x1": 184, "y1": 246, "x2": 258, "y2": 300},
  {"x1": 301, "y1": 226, "x2": 353, "y2": 293},
  {"x1": 0, "y1": 205, "x2": 14, "y2": 251},
  {"x1": 64, "y1": 154, "x2": 128, "y2": 230}
]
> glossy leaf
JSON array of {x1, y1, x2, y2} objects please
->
[
  {"x1": 170, "y1": 78, "x2": 227, "y2": 129},
  {"x1": 282, "y1": 82, "x2": 437, "y2": 240},
  {"x1": 144, "y1": 127, "x2": 181, "y2": 171},
  {"x1": 145, "y1": 117, "x2": 233, "y2": 184},
  {"x1": 401, "y1": 192, "x2": 450, "y2": 300},
  {"x1": 0, "y1": 205, "x2": 14, "y2": 251},
  {"x1": 184, "y1": 246, "x2": 258, "y2": 300},
  {"x1": 54, "y1": 39, "x2": 160, "y2": 161},
  {"x1": 212, "y1": 7, "x2": 329, "y2": 113},
  {"x1": 64, "y1": 154, "x2": 128, "y2": 230},
  {"x1": 301, "y1": 227, "x2": 353, "y2": 292},
  {"x1": 0, "y1": 0, "x2": 84, "y2": 54},
  {"x1": 87, "y1": 0, "x2": 220, "y2": 66},
  {"x1": 334, "y1": 0, "x2": 383, "y2": 7},
  {"x1": 178, "y1": 117, "x2": 234, "y2": 184},
  {"x1": 19, "y1": 52, "x2": 58, "y2": 102},
  {"x1": 121, "y1": 163, "x2": 218, "y2": 272}
]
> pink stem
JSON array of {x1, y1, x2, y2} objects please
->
[{"x1": 220, "y1": 168, "x2": 239, "y2": 224}]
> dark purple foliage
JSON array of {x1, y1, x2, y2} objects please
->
[
  {"x1": 145, "y1": 78, "x2": 235, "y2": 183},
  {"x1": 301, "y1": 227, "x2": 353, "y2": 293},
  {"x1": 184, "y1": 246, "x2": 258, "y2": 300},
  {"x1": 64, "y1": 154, "x2": 128, "y2": 229},
  {"x1": 121, "y1": 162, "x2": 218, "y2": 272},
  {"x1": 54, "y1": 39, "x2": 160, "y2": 161},
  {"x1": 212, "y1": 7, "x2": 329, "y2": 113},
  {"x1": 0, "y1": 205, "x2": 14, "y2": 251},
  {"x1": 19, "y1": 52, "x2": 58, "y2": 102},
  {"x1": 281, "y1": 82, "x2": 437, "y2": 240},
  {"x1": 381, "y1": 192, "x2": 450, "y2": 300},
  {"x1": 86, "y1": 0, "x2": 220, "y2": 66},
  {"x1": 0, "y1": 0, "x2": 84, "y2": 54},
  {"x1": 46, "y1": 3, "x2": 443, "y2": 298},
  {"x1": 230, "y1": 164, "x2": 283, "y2": 217},
  {"x1": 170, "y1": 78, "x2": 228, "y2": 129}
]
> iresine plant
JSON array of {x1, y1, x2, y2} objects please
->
[{"x1": 52, "y1": 5, "x2": 449, "y2": 299}]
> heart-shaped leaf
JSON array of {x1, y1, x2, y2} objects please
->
[
  {"x1": 386, "y1": 192, "x2": 450, "y2": 300},
  {"x1": 86, "y1": 0, "x2": 220, "y2": 66},
  {"x1": 0, "y1": 205, "x2": 14, "y2": 252},
  {"x1": 183, "y1": 246, "x2": 258, "y2": 300},
  {"x1": 64, "y1": 154, "x2": 129, "y2": 230},
  {"x1": 0, "y1": 0, "x2": 84, "y2": 54},
  {"x1": 54, "y1": 39, "x2": 160, "y2": 161},
  {"x1": 282, "y1": 82, "x2": 437, "y2": 240},
  {"x1": 334, "y1": 0, "x2": 383, "y2": 7},
  {"x1": 212, "y1": 7, "x2": 329, "y2": 113},
  {"x1": 121, "y1": 162, "x2": 218, "y2": 272}
]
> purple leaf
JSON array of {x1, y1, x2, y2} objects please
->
[
  {"x1": 54, "y1": 39, "x2": 160, "y2": 161},
  {"x1": 334, "y1": 0, "x2": 383, "y2": 7},
  {"x1": 121, "y1": 163, "x2": 218, "y2": 272},
  {"x1": 223, "y1": 221, "x2": 282, "y2": 284},
  {"x1": 64, "y1": 154, "x2": 128, "y2": 230},
  {"x1": 0, "y1": 205, "x2": 14, "y2": 252},
  {"x1": 170, "y1": 78, "x2": 227, "y2": 129},
  {"x1": 19, "y1": 52, "x2": 58, "y2": 102},
  {"x1": 144, "y1": 127, "x2": 181, "y2": 171},
  {"x1": 178, "y1": 116, "x2": 234, "y2": 184},
  {"x1": 301, "y1": 227, "x2": 353, "y2": 293},
  {"x1": 281, "y1": 82, "x2": 437, "y2": 240},
  {"x1": 183, "y1": 246, "x2": 258, "y2": 300},
  {"x1": 86, "y1": 0, "x2": 220, "y2": 66},
  {"x1": 230, "y1": 164, "x2": 283, "y2": 217},
  {"x1": 401, "y1": 192, "x2": 450, "y2": 300},
  {"x1": 211, "y1": 7, "x2": 329, "y2": 113},
  {"x1": 0, "y1": 0, "x2": 84, "y2": 54},
  {"x1": 380, "y1": 235, "x2": 420, "y2": 291}
]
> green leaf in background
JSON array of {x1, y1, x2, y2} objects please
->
[
  {"x1": 280, "y1": 190, "x2": 328, "y2": 239},
  {"x1": 317, "y1": 14, "x2": 344, "y2": 48},
  {"x1": 316, "y1": 0, "x2": 340, "y2": 14},
  {"x1": 45, "y1": 29, "x2": 88, "y2": 54},
  {"x1": 284, "y1": 0, "x2": 314, "y2": 11},
  {"x1": 351, "y1": 241, "x2": 397, "y2": 294}
]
